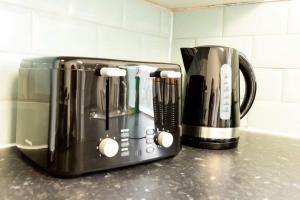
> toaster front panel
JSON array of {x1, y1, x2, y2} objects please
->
[{"x1": 16, "y1": 57, "x2": 182, "y2": 177}]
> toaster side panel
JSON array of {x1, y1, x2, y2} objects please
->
[{"x1": 16, "y1": 58, "x2": 55, "y2": 168}]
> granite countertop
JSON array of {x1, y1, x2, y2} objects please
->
[{"x1": 0, "y1": 130, "x2": 300, "y2": 200}]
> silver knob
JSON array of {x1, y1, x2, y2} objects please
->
[
  {"x1": 157, "y1": 131, "x2": 173, "y2": 148},
  {"x1": 99, "y1": 138, "x2": 119, "y2": 157}
]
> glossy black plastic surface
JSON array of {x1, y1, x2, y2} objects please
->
[
  {"x1": 181, "y1": 46, "x2": 256, "y2": 128},
  {"x1": 16, "y1": 57, "x2": 182, "y2": 177},
  {"x1": 180, "y1": 46, "x2": 257, "y2": 149}
]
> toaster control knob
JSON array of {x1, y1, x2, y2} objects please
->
[
  {"x1": 157, "y1": 131, "x2": 173, "y2": 148},
  {"x1": 99, "y1": 138, "x2": 119, "y2": 157}
]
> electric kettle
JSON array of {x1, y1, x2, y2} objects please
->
[{"x1": 181, "y1": 46, "x2": 256, "y2": 149}]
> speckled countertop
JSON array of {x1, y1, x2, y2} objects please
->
[{"x1": 0, "y1": 130, "x2": 300, "y2": 200}]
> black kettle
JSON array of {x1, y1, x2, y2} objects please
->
[{"x1": 181, "y1": 46, "x2": 257, "y2": 149}]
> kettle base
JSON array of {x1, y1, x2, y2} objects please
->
[{"x1": 182, "y1": 136, "x2": 239, "y2": 150}]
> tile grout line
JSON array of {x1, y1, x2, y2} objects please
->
[
  {"x1": 173, "y1": 31, "x2": 300, "y2": 40},
  {"x1": 192, "y1": 33, "x2": 300, "y2": 40}
]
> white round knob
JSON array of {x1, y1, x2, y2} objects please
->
[
  {"x1": 157, "y1": 131, "x2": 173, "y2": 148},
  {"x1": 99, "y1": 138, "x2": 119, "y2": 157}
]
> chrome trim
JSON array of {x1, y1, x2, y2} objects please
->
[
  {"x1": 182, "y1": 124, "x2": 239, "y2": 139},
  {"x1": 17, "y1": 144, "x2": 48, "y2": 150}
]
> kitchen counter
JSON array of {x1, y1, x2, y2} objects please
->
[{"x1": 0, "y1": 131, "x2": 300, "y2": 200}]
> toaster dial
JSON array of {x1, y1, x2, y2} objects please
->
[
  {"x1": 98, "y1": 138, "x2": 119, "y2": 157},
  {"x1": 157, "y1": 131, "x2": 173, "y2": 148}
]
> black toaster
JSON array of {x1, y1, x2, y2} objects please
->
[{"x1": 16, "y1": 57, "x2": 182, "y2": 177}]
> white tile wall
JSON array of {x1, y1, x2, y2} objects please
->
[
  {"x1": 240, "y1": 116, "x2": 248, "y2": 127},
  {"x1": 288, "y1": 0, "x2": 300, "y2": 33},
  {"x1": 283, "y1": 69, "x2": 300, "y2": 103},
  {"x1": 0, "y1": 0, "x2": 173, "y2": 146},
  {"x1": 124, "y1": 0, "x2": 161, "y2": 34},
  {"x1": 0, "y1": 0, "x2": 70, "y2": 14},
  {"x1": 223, "y1": 1, "x2": 289, "y2": 36},
  {"x1": 171, "y1": 1, "x2": 300, "y2": 135},
  {"x1": 161, "y1": 9, "x2": 173, "y2": 37},
  {"x1": 254, "y1": 68, "x2": 283, "y2": 101},
  {"x1": 141, "y1": 35, "x2": 170, "y2": 62},
  {"x1": 70, "y1": 0, "x2": 123, "y2": 26},
  {"x1": 0, "y1": 68, "x2": 18, "y2": 100},
  {"x1": 171, "y1": 39, "x2": 196, "y2": 66},
  {"x1": 32, "y1": 12, "x2": 98, "y2": 57},
  {"x1": 247, "y1": 101, "x2": 300, "y2": 134},
  {"x1": 97, "y1": 26, "x2": 141, "y2": 60},
  {"x1": 252, "y1": 35, "x2": 300, "y2": 68},
  {"x1": 0, "y1": 53, "x2": 29, "y2": 101},
  {"x1": 0, "y1": 101, "x2": 17, "y2": 145},
  {"x1": 0, "y1": 3, "x2": 31, "y2": 53},
  {"x1": 173, "y1": 8, "x2": 223, "y2": 38}
]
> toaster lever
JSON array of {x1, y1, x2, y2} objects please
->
[
  {"x1": 150, "y1": 70, "x2": 181, "y2": 78},
  {"x1": 100, "y1": 68, "x2": 126, "y2": 77},
  {"x1": 160, "y1": 71, "x2": 181, "y2": 78}
]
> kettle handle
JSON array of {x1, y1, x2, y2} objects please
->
[{"x1": 239, "y1": 53, "x2": 257, "y2": 119}]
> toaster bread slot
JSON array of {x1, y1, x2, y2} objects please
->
[
  {"x1": 97, "y1": 67, "x2": 127, "y2": 131},
  {"x1": 151, "y1": 70, "x2": 181, "y2": 133},
  {"x1": 153, "y1": 77, "x2": 164, "y2": 129},
  {"x1": 105, "y1": 78, "x2": 109, "y2": 130}
]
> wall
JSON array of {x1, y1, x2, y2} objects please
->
[
  {"x1": 171, "y1": 0, "x2": 300, "y2": 135},
  {"x1": 0, "y1": 0, "x2": 172, "y2": 146}
]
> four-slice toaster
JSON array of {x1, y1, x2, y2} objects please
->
[{"x1": 16, "y1": 57, "x2": 182, "y2": 177}]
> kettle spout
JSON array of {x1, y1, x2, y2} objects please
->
[{"x1": 180, "y1": 48, "x2": 198, "y2": 72}]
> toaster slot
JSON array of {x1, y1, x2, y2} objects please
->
[
  {"x1": 151, "y1": 70, "x2": 181, "y2": 132},
  {"x1": 164, "y1": 78, "x2": 179, "y2": 134},
  {"x1": 153, "y1": 77, "x2": 164, "y2": 129},
  {"x1": 98, "y1": 67, "x2": 127, "y2": 131},
  {"x1": 105, "y1": 78, "x2": 109, "y2": 130}
]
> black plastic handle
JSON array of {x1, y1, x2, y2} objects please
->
[{"x1": 239, "y1": 53, "x2": 257, "y2": 119}]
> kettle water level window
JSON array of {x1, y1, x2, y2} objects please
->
[{"x1": 220, "y1": 64, "x2": 232, "y2": 120}]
